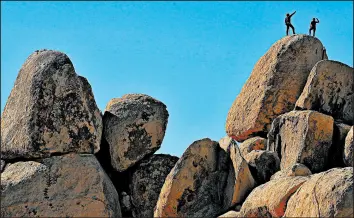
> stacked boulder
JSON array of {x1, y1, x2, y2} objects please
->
[
  {"x1": 1, "y1": 50, "x2": 120, "y2": 217},
  {"x1": 220, "y1": 34, "x2": 353, "y2": 217}
]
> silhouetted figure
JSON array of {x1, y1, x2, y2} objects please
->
[
  {"x1": 309, "y1": 18, "x2": 320, "y2": 36},
  {"x1": 285, "y1": 11, "x2": 296, "y2": 35}
]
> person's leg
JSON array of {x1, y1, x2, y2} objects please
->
[
  {"x1": 286, "y1": 25, "x2": 289, "y2": 35},
  {"x1": 313, "y1": 28, "x2": 316, "y2": 37},
  {"x1": 290, "y1": 24, "x2": 295, "y2": 34},
  {"x1": 309, "y1": 28, "x2": 311, "y2": 35}
]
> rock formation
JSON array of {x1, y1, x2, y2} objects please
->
[
  {"x1": 295, "y1": 60, "x2": 353, "y2": 125},
  {"x1": 2, "y1": 34, "x2": 353, "y2": 218},
  {"x1": 267, "y1": 110, "x2": 333, "y2": 173},
  {"x1": 284, "y1": 167, "x2": 353, "y2": 217},
  {"x1": 103, "y1": 94, "x2": 169, "y2": 172},
  {"x1": 344, "y1": 126, "x2": 353, "y2": 166},
  {"x1": 270, "y1": 163, "x2": 312, "y2": 180},
  {"x1": 1, "y1": 50, "x2": 102, "y2": 160},
  {"x1": 154, "y1": 138, "x2": 235, "y2": 217},
  {"x1": 1, "y1": 154, "x2": 121, "y2": 217},
  {"x1": 226, "y1": 35, "x2": 325, "y2": 142},
  {"x1": 238, "y1": 137, "x2": 267, "y2": 158},
  {"x1": 244, "y1": 150, "x2": 280, "y2": 184}
]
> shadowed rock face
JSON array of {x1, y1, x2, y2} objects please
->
[
  {"x1": 0, "y1": 160, "x2": 5, "y2": 173},
  {"x1": 328, "y1": 122, "x2": 351, "y2": 168},
  {"x1": 0, "y1": 153, "x2": 121, "y2": 217},
  {"x1": 267, "y1": 110, "x2": 333, "y2": 173},
  {"x1": 296, "y1": 60, "x2": 354, "y2": 125},
  {"x1": 154, "y1": 138, "x2": 238, "y2": 218},
  {"x1": 344, "y1": 127, "x2": 354, "y2": 167},
  {"x1": 284, "y1": 167, "x2": 353, "y2": 217},
  {"x1": 1, "y1": 50, "x2": 102, "y2": 160},
  {"x1": 226, "y1": 35, "x2": 325, "y2": 142},
  {"x1": 103, "y1": 94, "x2": 169, "y2": 172},
  {"x1": 240, "y1": 176, "x2": 308, "y2": 217},
  {"x1": 130, "y1": 154, "x2": 178, "y2": 218},
  {"x1": 244, "y1": 150, "x2": 280, "y2": 184}
]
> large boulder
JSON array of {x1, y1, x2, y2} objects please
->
[
  {"x1": 239, "y1": 137, "x2": 266, "y2": 158},
  {"x1": 284, "y1": 167, "x2": 353, "y2": 217},
  {"x1": 344, "y1": 127, "x2": 353, "y2": 167},
  {"x1": 103, "y1": 94, "x2": 169, "y2": 172},
  {"x1": 244, "y1": 150, "x2": 280, "y2": 184},
  {"x1": 0, "y1": 153, "x2": 121, "y2": 217},
  {"x1": 154, "y1": 138, "x2": 239, "y2": 217},
  {"x1": 1, "y1": 50, "x2": 102, "y2": 160},
  {"x1": 240, "y1": 176, "x2": 308, "y2": 217},
  {"x1": 226, "y1": 35, "x2": 325, "y2": 142},
  {"x1": 270, "y1": 163, "x2": 312, "y2": 180},
  {"x1": 329, "y1": 123, "x2": 351, "y2": 168},
  {"x1": 129, "y1": 154, "x2": 178, "y2": 217},
  {"x1": 295, "y1": 60, "x2": 353, "y2": 125},
  {"x1": 267, "y1": 110, "x2": 333, "y2": 173}
]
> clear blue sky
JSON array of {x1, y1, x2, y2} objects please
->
[{"x1": 1, "y1": 1, "x2": 353, "y2": 157}]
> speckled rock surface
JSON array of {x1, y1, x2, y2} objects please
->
[
  {"x1": 240, "y1": 176, "x2": 308, "y2": 217},
  {"x1": 270, "y1": 163, "x2": 312, "y2": 180},
  {"x1": 344, "y1": 127, "x2": 354, "y2": 167},
  {"x1": 103, "y1": 94, "x2": 168, "y2": 172},
  {"x1": 296, "y1": 60, "x2": 353, "y2": 125},
  {"x1": 1, "y1": 50, "x2": 102, "y2": 160},
  {"x1": 239, "y1": 137, "x2": 266, "y2": 158},
  {"x1": 226, "y1": 35, "x2": 325, "y2": 142},
  {"x1": 220, "y1": 137, "x2": 256, "y2": 206},
  {"x1": 267, "y1": 110, "x2": 333, "y2": 173},
  {"x1": 244, "y1": 150, "x2": 280, "y2": 184},
  {"x1": 0, "y1": 153, "x2": 121, "y2": 217},
  {"x1": 154, "y1": 138, "x2": 236, "y2": 217},
  {"x1": 284, "y1": 167, "x2": 353, "y2": 217},
  {"x1": 130, "y1": 154, "x2": 178, "y2": 217}
]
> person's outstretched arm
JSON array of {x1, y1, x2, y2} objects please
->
[
  {"x1": 316, "y1": 18, "x2": 320, "y2": 23},
  {"x1": 290, "y1": 11, "x2": 296, "y2": 17}
]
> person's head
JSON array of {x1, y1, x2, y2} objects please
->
[
  {"x1": 313, "y1": 18, "x2": 316, "y2": 21},
  {"x1": 286, "y1": 13, "x2": 290, "y2": 17}
]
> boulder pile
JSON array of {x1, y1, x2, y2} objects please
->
[{"x1": 1, "y1": 35, "x2": 353, "y2": 217}]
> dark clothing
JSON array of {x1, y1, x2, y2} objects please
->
[
  {"x1": 309, "y1": 19, "x2": 319, "y2": 36},
  {"x1": 286, "y1": 23, "x2": 295, "y2": 35},
  {"x1": 285, "y1": 17, "x2": 291, "y2": 24}
]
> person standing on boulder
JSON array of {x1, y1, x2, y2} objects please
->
[
  {"x1": 309, "y1": 18, "x2": 320, "y2": 36},
  {"x1": 285, "y1": 11, "x2": 296, "y2": 35}
]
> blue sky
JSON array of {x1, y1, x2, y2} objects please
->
[{"x1": 1, "y1": 1, "x2": 353, "y2": 157}]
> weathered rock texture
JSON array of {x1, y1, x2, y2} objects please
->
[
  {"x1": 220, "y1": 137, "x2": 256, "y2": 206},
  {"x1": 329, "y1": 123, "x2": 351, "y2": 168},
  {"x1": 240, "y1": 176, "x2": 308, "y2": 217},
  {"x1": 226, "y1": 35, "x2": 325, "y2": 142},
  {"x1": 0, "y1": 153, "x2": 121, "y2": 217},
  {"x1": 1, "y1": 50, "x2": 102, "y2": 160},
  {"x1": 244, "y1": 150, "x2": 280, "y2": 184},
  {"x1": 218, "y1": 210, "x2": 241, "y2": 218},
  {"x1": 103, "y1": 94, "x2": 168, "y2": 172},
  {"x1": 130, "y1": 154, "x2": 178, "y2": 217},
  {"x1": 0, "y1": 159, "x2": 5, "y2": 173},
  {"x1": 154, "y1": 138, "x2": 236, "y2": 217},
  {"x1": 239, "y1": 137, "x2": 266, "y2": 158},
  {"x1": 295, "y1": 60, "x2": 354, "y2": 125},
  {"x1": 284, "y1": 167, "x2": 353, "y2": 217},
  {"x1": 268, "y1": 110, "x2": 333, "y2": 173},
  {"x1": 270, "y1": 163, "x2": 312, "y2": 180},
  {"x1": 344, "y1": 127, "x2": 353, "y2": 167}
]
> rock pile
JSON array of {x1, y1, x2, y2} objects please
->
[{"x1": 1, "y1": 34, "x2": 353, "y2": 217}]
